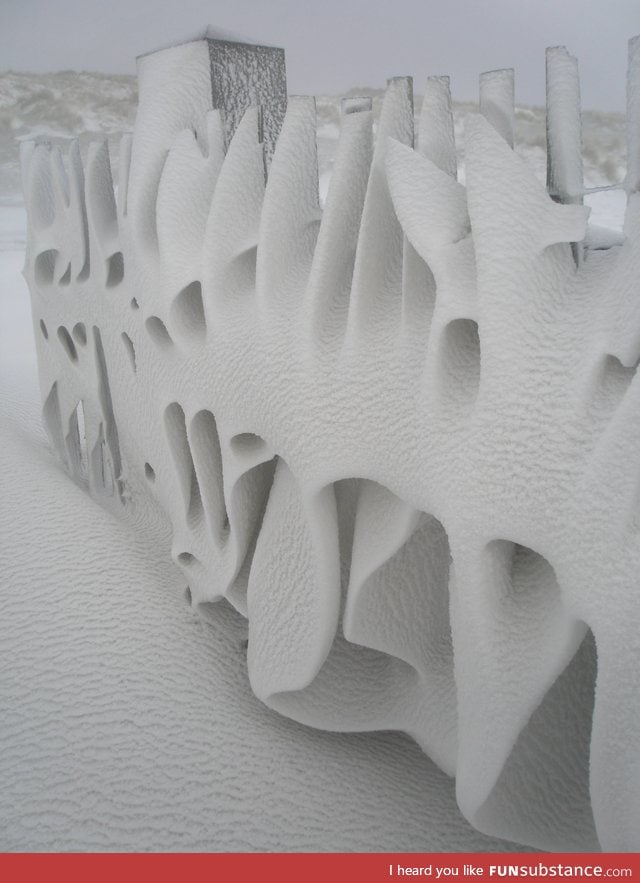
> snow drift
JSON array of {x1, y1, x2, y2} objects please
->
[{"x1": 18, "y1": 33, "x2": 640, "y2": 852}]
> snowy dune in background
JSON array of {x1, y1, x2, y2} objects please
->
[{"x1": 0, "y1": 72, "x2": 137, "y2": 198}]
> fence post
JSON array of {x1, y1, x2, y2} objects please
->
[
  {"x1": 480, "y1": 68, "x2": 515, "y2": 147},
  {"x1": 545, "y1": 46, "x2": 584, "y2": 263},
  {"x1": 626, "y1": 35, "x2": 640, "y2": 194}
]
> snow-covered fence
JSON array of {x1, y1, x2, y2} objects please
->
[{"x1": 20, "y1": 31, "x2": 640, "y2": 853}]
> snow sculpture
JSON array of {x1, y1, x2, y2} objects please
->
[{"x1": 20, "y1": 32, "x2": 640, "y2": 853}]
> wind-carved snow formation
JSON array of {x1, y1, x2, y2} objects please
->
[{"x1": 20, "y1": 32, "x2": 640, "y2": 852}]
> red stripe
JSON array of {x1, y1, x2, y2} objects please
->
[{"x1": 1, "y1": 853, "x2": 640, "y2": 883}]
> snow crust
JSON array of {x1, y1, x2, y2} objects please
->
[{"x1": 10, "y1": 35, "x2": 640, "y2": 852}]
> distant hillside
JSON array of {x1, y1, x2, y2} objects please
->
[{"x1": 0, "y1": 71, "x2": 137, "y2": 197}]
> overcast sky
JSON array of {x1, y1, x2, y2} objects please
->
[{"x1": 2, "y1": 0, "x2": 639, "y2": 110}]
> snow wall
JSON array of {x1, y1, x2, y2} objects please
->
[{"x1": 20, "y1": 32, "x2": 640, "y2": 852}]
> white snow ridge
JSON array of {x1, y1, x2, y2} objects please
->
[{"x1": 14, "y1": 31, "x2": 640, "y2": 852}]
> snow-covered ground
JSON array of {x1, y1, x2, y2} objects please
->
[{"x1": 0, "y1": 70, "x2": 626, "y2": 851}]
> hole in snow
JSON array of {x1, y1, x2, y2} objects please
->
[
  {"x1": 121, "y1": 332, "x2": 136, "y2": 372},
  {"x1": 34, "y1": 250, "x2": 58, "y2": 286},
  {"x1": 106, "y1": 251, "x2": 124, "y2": 287},
  {"x1": 345, "y1": 481, "x2": 455, "y2": 745},
  {"x1": 66, "y1": 400, "x2": 88, "y2": 482},
  {"x1": 89, "y1": 424, "x2": 115, "y2": 498},
  {"x1": 230, "y1": 432, "x2": 268, "y2": 458},
  {"x1": 487, "y1": 540, "x2": 564, "y2": 635},
  {"x1": 177, "y1": 552, "x2": 196, "y2": 567},
  {"x1": 39, "y1": 319, "x2": 48, "y2": 340},
  {"x1": 144, "y1": 462, "x2": 155, "y2": 482},
  {"x1": 72, "y1": 322, "x2": 87, "y2": 346},
  {"x1": 171, "y1": 281, "x2": 206, "y2": 342},
  {"x1": 506, "y1": 543, "x2": 559, "y2": 601},
  {"x1": 59, "y1": 263, "x2": 71, "y2": 286},
  {"x1": 584, "y1": 189, "x2": 626, "y2": 239},
  {"x1": 92, "y1": 326, "x2": 124, "y2": 502},
  {"x1": 591, "y1": 353, "x2": 638, "y2": 425},
  {"x1": 189, "y1": 410, "x2": 229, "y2": 545},
  {"x1": 42, "y1": 381, "x2": 65, "y2": 463},
  {"x1": 145, "y1": 316, "x2": 173, "y2": 350},
  {"x1": 439, "y1": 318, "x2": 481, "y2": 412},
  {"x1": 474, "y1": 626, "x2": 597, "y2": 849},
  {"x1": 77, "y1": 257, "x2": 90, "y2": 282},
  {"x1": 184, "y1": 586, "x2": 193, "y2": 605},
  {"x1": 130, "y1": 297, "x2": 139, "y2": 310},
  {"x1": 220, "y1": 454, "x2": 277, "y2": 615},
  {"x1": 57, "y1": 326, "x2": 78, "y2": 363},
  {"x1": 164, "y1": 402, "x2": 202, "y2": 525}
]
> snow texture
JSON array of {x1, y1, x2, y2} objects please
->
[
  {"x1": 18, "y1": 34, "x2": 640, "y2": 852},
  {"x1": 0, "y1": 203, "x2": 521, "y2": 855},
  {"x1": 0, "y1": 371, "x2": 525, "y2": 853}
]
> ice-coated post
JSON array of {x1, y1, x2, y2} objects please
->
[
  {"x1": 545, "y1": 46, "x2": 583, "y2": 205},
  {"x1": 626, "y1": 35, "x2": 640, "y2": 194},
  {"x1": 129, "y1": 31, "x2": 287, "y2": 242},
  {"x1": 546, "y1": 46, "x2": 584, "y2": 264},
  {"x1": 418, "y1": 76, "x2": 456, "y2": 177},
  {"x1": 206, "y1": 34, "x2": 287, "y2": 166},
  {"x1": 479, "y1": 68, "x2": 515, "y2": 147}
]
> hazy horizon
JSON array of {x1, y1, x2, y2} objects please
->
[{"x1": 2, "y1": 0, "x2": 640, "y2": 111}]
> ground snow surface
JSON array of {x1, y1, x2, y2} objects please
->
[{"x1": 0, "y1": 70, "x2": 626, "y2": 851}]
